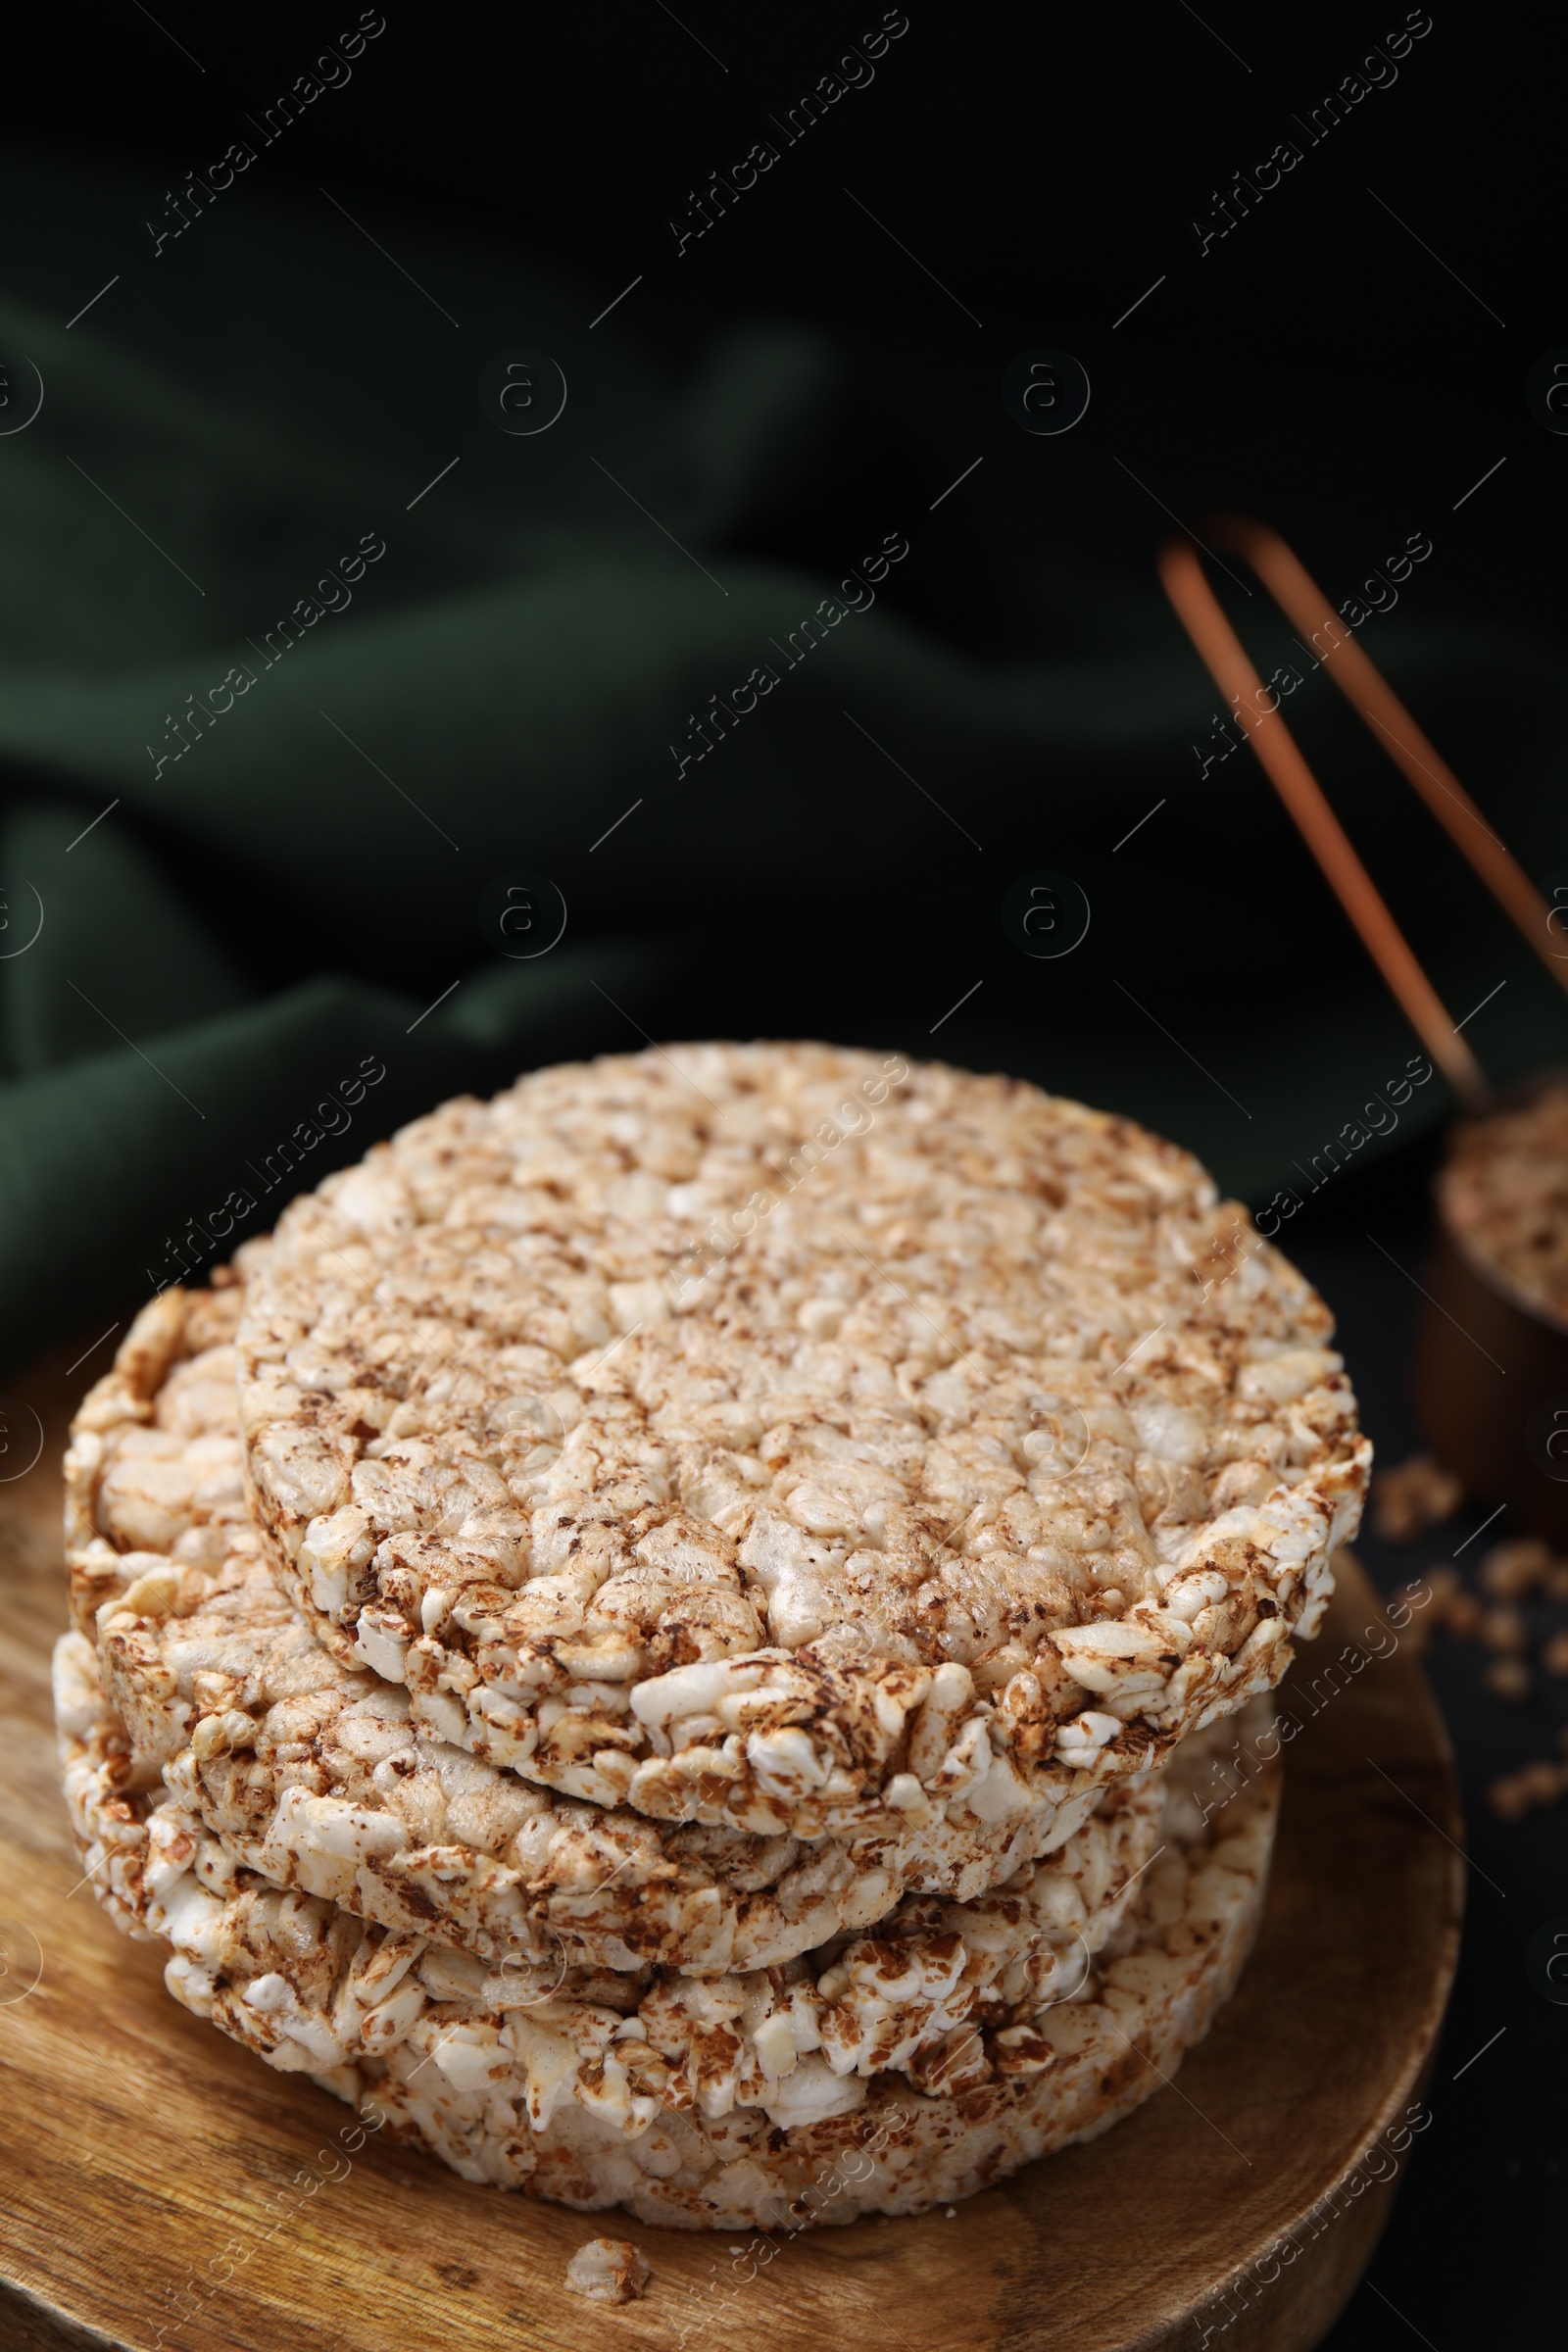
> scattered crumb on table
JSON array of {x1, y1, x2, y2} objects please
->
[
  {"x1": 1370, "y1": 1452, "x2": 1463, "y2": 1544},
  {"x1": 564, "y1": 2238, "x2": 652, "y2": 2305}
]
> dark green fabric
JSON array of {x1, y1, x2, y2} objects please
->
[{"x1": 4, "y1": 146, "x2": 1566, "y2": 1373}]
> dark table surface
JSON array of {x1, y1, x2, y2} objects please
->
[{"x1": 1281, "y1": 1136, "x2": 1563, "y2": 2352}]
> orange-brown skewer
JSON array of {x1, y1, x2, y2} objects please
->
[
  {"x1": 1206, "y1": 514, "x2": 1568, "y2": 993},
  {"x1": 1159, "y1": 537, "x2": 1490, "y2": 1111}
]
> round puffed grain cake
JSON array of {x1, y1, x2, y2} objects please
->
[
  {"x1": 67, "y1": 1286, "x2": 1139, "y2": 1974},
  {"x1": 233, "y1": 1046, "x2": 1366, "y2": 1842},
  {"x1": 57, "y1": 1630, "x2": 1279, "y2": 2228},
  {"x1": 56, "y1": 1629, "x2": 1174, "y2": 2127}
]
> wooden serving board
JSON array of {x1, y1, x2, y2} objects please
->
[{"x1": 0, "y1": 1336, "x2": 1462, "y2": 2352}]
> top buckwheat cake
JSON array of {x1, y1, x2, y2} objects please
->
[
  {"x1": 235, "y1": 1046, "x2": 1367, "y2": 1839},
  {"x1": 62, "y1": 1284, "x2": 1153, "y2": 1976}
]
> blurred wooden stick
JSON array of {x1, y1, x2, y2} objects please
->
[
  {"x1": 1209, "y1": 514, "x2": 1568, "y2": 993},
  {"x1": 1159, "y1": 535, "x2": 1490, "y2": 1110}
]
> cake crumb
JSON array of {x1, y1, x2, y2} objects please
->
[
  {"x1": 565, "y1": 2238, "x2": 652, "y2": 2305},
  {"x1": 1480, "y1": 1539, "x2": 1554, "y2": 1600},
  {"x1": 1488, "y1": 1758, "x2": 1568, "y2": 1819},
  {"x1": 1483, "y1": 1657, "x2": 1531, "y2": 1706},
  {"x1": 1370, "y1": 1453, "x2": 1463, "y2": 1544},
  {"x1": 1444, "y1": 1590, "x2": 1484, "y2": 1642},
  {"x1": 1479, "y1": 1606, "x2": 1528, "y2": 1655}
]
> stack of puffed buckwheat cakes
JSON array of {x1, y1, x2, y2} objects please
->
[{"x1": 55, "y1": 1045, "x2": 1366, "y2": 2228}]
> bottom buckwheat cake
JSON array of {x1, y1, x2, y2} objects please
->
[
  {"x1": 56, "y1": 1630, "x2": 1171, "y2": 2124},
  {"x1": 57, "y1": 1632, "x2": 1278, "y2": 2228}
]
